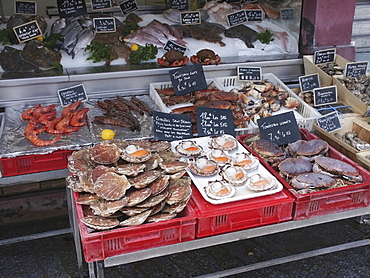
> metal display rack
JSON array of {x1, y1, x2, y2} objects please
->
[{"x1": 67, "y1": 187, "x2": 370, "y2": 278}]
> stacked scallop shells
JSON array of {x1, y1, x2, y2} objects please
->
[{"x1": 67, "y1": 139, "x2": 192, "y2": 231}]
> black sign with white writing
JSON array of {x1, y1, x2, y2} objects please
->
[
  {"x1": 227, "y1": 10, "x2": 248, "y2": 27},
  {"x1": 15, "y1": 1, "x2": 36, "y2": 15},
  {"x1": 316, "y1": 111, "x2": 341, "y2": 133},
  {"x1": 13, "y1": 20, "x2": 42, "y2": 43},
  {"x1": 93, "y1": 17, "x2": 116, "y2": 33},
  {"x1": 299, "y1": 73, "x2": 320, "y2": 92},
  {"x1": 196, "y1": 107, "x2": 235, "y2": 137},
  {"x1": 345, "y1": 61, "x2": 369, "y2": 78},
  {"x1": 180, "y1": 11, "x2": 201, "y2": 25},
  {"x1": 58, "y1": 84, "x2": 88, "y2": 106},
  {"x1": 313, "y1": 85, "x2": 338, "y2": 107},
  {"x1": 119, "y1": 0, "x2": 138, "y2": 15},
  {"x1": 314, "y1": 48, "x2": 336, "y2": 64},
  {"x1": 57, "y1": 0, "x2": 87, "y2": 17},
  {"x1": 164, "y1": 40, "x2": 187, "y2": 54},
  {"x1": 237, "y1": 66, "x2": 262, "y2": 81},
  {"x1": 91, "y1": 0, "x2": 112, "y2": 10},
  {"x1": 154, "y1": 111, "x2": 193, "y2": 141},
  {"x1": 170, "y1": 0, "x2": 188, "y2": 10},
  {"x1": 245, "y1": 9, "x2": 263, "y2": 21},
  {"x1": 280, "y1": 8, "x2": 294, "y2": 20},
  {"x1": 169, "y1": 63, "x2": 207, "y2": 96},
  {"x1": 257, "y1": 111, "x2": 301, "y2": 146}
]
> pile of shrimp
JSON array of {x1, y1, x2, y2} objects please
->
[{"x1": 21, "y1": 101, "x2": 89, "y2": 146}]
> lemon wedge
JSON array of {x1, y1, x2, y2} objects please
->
[{"x1": 101, "y1": 129, "x2": 116, "y2": 140}]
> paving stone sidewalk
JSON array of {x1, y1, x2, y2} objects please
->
[{"x1": 1, "y1": 214, "x2": 370, "y2": 278}]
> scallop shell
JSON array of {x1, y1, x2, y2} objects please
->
[
  {"x1": 148, "y1": 141, "x2": 172, "y2": 152},
  {"x1": 120, "y1": 206, "x2": 150, "y2": 216},
  {"x1": 126, "y1": 187, "x2": 152, "y2": 207},
  {"x1": 148, "y1": 175, "x2": 170, "y2": 196},
  {"x1": 90, "y1": 143, "x2": 121, "y2": 164},
  {"x1": 76, "y1": 193, "x2": 100, "y2": 205},
  {"x1": 146, "y1": 213, "x2": 177, "y2": 223},
  {"x1": 159, "y1": 160, "x2": 189, "y2": 174},
  {"x1": 129, "y1": 170, "x2": 162, "y2": 189},
  {"x1": 114, "y1": 163, "x2": 146, "y2": 176},
  {"x1": 209, "y1": 134, "x2": 238, "y2": 151},
  {"x1": 120, "y1": 209, "x2": 153, "y2": 226},
  {"x1": 136, "y1": 190, "x2": 169, "y2": 208},
  {"x1": 233, "y1": 153, "x2": 259, "y2": 171},
  {"x1": 175, "y1": 140, "x2": 203, "y2": 156},
  {"x1": 220, "y1": 165, "x2": 248, "y2": 186},
  {"x1": 245, "y1": 174, "x2": 277, "y2": 191},
  {"x1": 90, "y1": 197, "x2": 128, "y2": 217},
  {"x1": 81, "y1": 215, "x2": 120, "y2": 230},
  {"x1": 188, "y1": 156, "x2": 218, "y2": 176},
  {"x1": 94, "y1": 172, "x2": 131, "y2": 200},
  {"x1": 207, "y1": 149, "x2": 233, "y2": 165},
  {"x1": 204, "y1": 180, "x2": 236, "y2": 200}
]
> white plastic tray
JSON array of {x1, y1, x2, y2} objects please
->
[{"x1": 171, "y1": 136, "x2": 283, "y2": 205}]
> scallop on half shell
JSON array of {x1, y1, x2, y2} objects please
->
[
  {"x1": 204, "y1": 180, "x2": 236, "y2": 200},
  {"x1": 220, "y1": 165, "x2": 248, "y2": 186},
  {"x1": 175, "y1": 140, "x2": 203, "y2": 156},
  {"x1": 245, "y1": 174, "x2": 277, "y2": 191},
  {"x1": 233, "y1": 152, "x2": 259, "y2": 171},
  {"x1": 188, "y1": 156, "x2": 218, "y2": 176},
  {"x1": 209, "y1": 134, "x2": 238, "y2": 151}
]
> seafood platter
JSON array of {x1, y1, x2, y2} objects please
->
[
  {"x1": 0, "y1": 94, "x2": 155, "y2": 177},
  {"x1": 238, "y1": 128, "x2": 370, "y2": 220},
  {"x1": 67, "y1": 139, "x2": 197, "y2": 261},
  {"x1": 214, "y1": 73, "x2": 322, "y2": 132},
  {"x1": 170, "y1": 135, "x2": 284, "y2": 205}
]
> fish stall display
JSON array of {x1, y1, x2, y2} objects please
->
[{"x1": 0, "y1": 1, "x2": 300, "y2": 72}]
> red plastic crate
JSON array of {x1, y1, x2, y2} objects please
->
[
  {"x1": 73, "y1": 191, "x2": 197, "y2": 262},
  {"x1": 237, "y1": 129, "x2": 370, "y2": 220},
  {"x1": 189, "y1": 185, "x2": 294, "y2": 238},
  {"x1": 0, "y1": 149, "x2": 73, "y2": 177}
]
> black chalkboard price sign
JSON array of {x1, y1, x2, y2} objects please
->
[
  {"x1": 13, "y1": 20, "x2": 42, "y2": 43},
  {"x1": 58, "y1": 84, "x2": 88, "y2": 106},
  {"x1": 170, "y1": 0, "x2": 188, "y2": 10},
  {"x1": 314, "y1": 48, "x2": 336, "y2": 64},
  {"x1": 91, "y1": 0, "x2": 112, "y2": 11},
  {"x1": 299, "y1": 73, "x2": 320, "y2": 92},
  {"x1": 164, "y1": 40, "x2": 187, "y2": 54},
  {"x1": 93, "y1": 17, "x2": 116, "y2": 33},
  {"x1": 180, "y1": 11, "x2": 201, "y2": 25},
  {"x1": 345, "y1": 61, "x2": 369, "y2": 78},
  {"x1": 15, "y1": 1, "x2": 36, "y2": 15},
  {"x1": 257, "y1": 111, "x2": 301, "y2": 146},
  {"x1": 313, "y1": 85, "x2": 338, "y2": 107},
  {"x1": 153, "y1": 111, "x2": 193, "y2": 141},
  {"x1": 169, "y1": 63, "x2": 207, "y2": 96},
  {"x1": 280, "y1": 8, "x2": 294, "y2": 20},
  {"x1": 196, "y1": 107, "x2": 235, "y2": 137},
  {"x1": 57, "y1": 0, "x2": 87, "y2": 18},
  {"x1": 119, "y1": 0, "x2": 139, "y2": 15},
  {"x1": 245, "y1": 9, "x2": 263, "y2": 22},
  {"x1": 226, "y1": 10, "x2": 248, "y2": 27},
  {"x1": 237, "y1": 66, "x2": 262, "y2": 81},
  {"x1": 316, "y1": 111, "x2": 341, "y2": 133}
]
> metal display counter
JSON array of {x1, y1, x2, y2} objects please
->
[{"x1": 67, "y1": 187, "x2": 370, "y2": 278}]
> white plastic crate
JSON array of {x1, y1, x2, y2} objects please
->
[
  {"x1": 149, "y1": 79, "x2": 257, "y2": 135},
  {"x1": 214, "y1": 73, "x2": 322, "y2": 132}
]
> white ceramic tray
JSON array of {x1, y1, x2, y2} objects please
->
[{"x1": 171, "y1": 136, "x2": 283, "y2": 205}]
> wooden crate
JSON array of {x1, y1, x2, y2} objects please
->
[
  {"x1": 314, "y1": 116, "x2": 370, "y2": 162},
  {"x1": 303, "y1": 54, "x2": 349, "y2": 87},
  {"x1": 357, "y1": 150, "x2": 370, "y2": 172}
]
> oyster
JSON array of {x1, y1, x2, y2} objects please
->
[
  {"x1": 175, "y1": 140, "x2": 203, "y2": 156},
  {"x1": 94, "y1": 172, "x2": 131, "y2": 200},
  {"x1": 207, "y1": 149, "x2": 233, "y2": 165},
  {"x1": 209, "y1": 135, "x2": 238, "y2": 151},
  {"x1": 90, "y1": 197, "x2": 128, "y2": 217},
  {"x1": 121, "y1": 144, "x2": 152, "y2": 163},
  {"x1": 188, "y1": 156, "x2": 218, "y2": 176},
  {"x1": 129, "y1": 170, "x2": 161, "y2": 189},
  {"x1": 120, "y1": 209, "x2": 153, "y2": 226},
  {"x1": 126, "y1": 187, "x2": 152, "y2": 207},
  {"x1": 90, "y1": 143, "x2": 121, "y2": 164},
  {"x1": 81, "y1": 215, "x2": 120, "y2": 230},
  {"x1": 204, "y1": 180, "x2": 236, "y2": 200},
  {"x1": 245, "y1": 174, "x2": 277, "y2": 191},
  {"x1": 220, "y1": 165, "x2": 248, "y2": 186},
  {"x1": 233, "y1": 152, "x2": 259, "y2": 171}
]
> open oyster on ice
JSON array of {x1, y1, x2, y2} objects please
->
[
  {"x1": 204, "y1": 180, "x2": 236, "y2": 200},
  {"x1": 245, "y1": 174, "x2": 278, "y2": 191}
]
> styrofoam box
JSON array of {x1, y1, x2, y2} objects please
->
[
  {"x1": 214, "y1": 73, "x2": 322, "y2": 132},
  {"x1": 149, "y1": 79, "x2": 258, "y2": 135}
]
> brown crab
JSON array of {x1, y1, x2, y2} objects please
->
[
  {"x1": 278, "y1": 157, "x2": 313, "y2": 180},
  {"x1": 296, "y1": 139, "x2": 329, "y2": 160},
  {"x1": 157, "y1": 50, "x2": 189, "y2": 67},
  {"x1": 190, "y1": 49, "x2": 221, "y2": 65},
  {"x1": 250, "y1": 139, "x2": 286, "y2": 168},
  {"x1": 290, "y1": 172, "x2": 337, "y2": 190}
]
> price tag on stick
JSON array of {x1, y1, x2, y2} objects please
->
[
  {"x1": 169, "y1": 63, "x2": 207, "y2": 96},
  {"x1": 13, "y1": 20, "x2": 42, "y2": 43},
  {"x1": 153, "y1": 111, "x2": 193, "y2": 141},
  {"x1": 57, "y1": 0, "x2": 87, "y2": 17},
  {"x1": 314, "y1": 48, "x2": 336, "y2": 64},
  {"x1": 299, "y1": 73, "x2": 320, "y2": 92},
  {"x1": 93, "y1": 18, "x2": 116, "y2": 33},
  {"x1": 313, "y1": 85, "x2": 338, "y2": 107},
  {"x1": 257, "y1": 111, "x2": 301, "y2": 146},
  {"x1": 58, "y1": 84, "x2": 88, "y2": 106},
  {"x1": 119, "y1": 0, "x2": 139, "y2": 15},
  {"x1": 180, "y1": 11, "x2": 201, "y2": 25},
  {"x1": 170, "y1": 0, "x2": 188, "y2": 10},
  {"x1": 91, "y1": 0, "x2": 112, "y2": 11},
  {"x1": 226, "y1": 10, "x2": 248, "y2": 27},
  {"x1": 196, "y1": 107, "x2": 235, "y2": 137},
  {"x1": 316, "y1": 111, "x2": 341, "y2": 133},
  {"x1": 238, "y1": 66, "x2": 262, "y2": 81},
  {"x1": 15, "y1": 1, "x2": 36, "y2": 15},
  {"x1": 345, "y1": 61, "x2": 368, "y2": 78}
]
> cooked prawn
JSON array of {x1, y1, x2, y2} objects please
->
[
  {"x1": 25, "y1": 133, "x2": 61, "y2": 147},
  {"x1": 70, "y1": 108, "x2": 89, "y2": 127}
]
